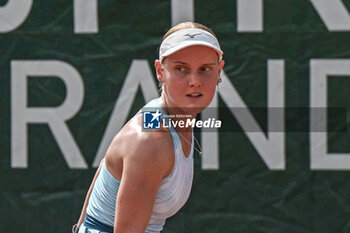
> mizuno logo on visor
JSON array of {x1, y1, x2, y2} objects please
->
[{"x1": 184, "y1": 33, "x2": 201, "y2": 38}]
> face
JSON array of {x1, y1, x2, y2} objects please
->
[{"x1": 155, "y1": 45, "x2": 225, "y2": 115}]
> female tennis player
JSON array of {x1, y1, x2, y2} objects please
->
[{"x1": 73, "y1": 22, "x2": 224, "y2": 233}]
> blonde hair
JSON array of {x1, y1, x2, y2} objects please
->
[{"x1": 162, "y1": 22, "x2": 217, "y2": 41}]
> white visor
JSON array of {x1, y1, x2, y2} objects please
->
[{"x1": 159, "y1": 28, "x2": 223, "y2": 62}]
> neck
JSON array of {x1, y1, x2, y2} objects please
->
[{"x1": 159, "y1": 95, "x2": 197, "y2": 132}]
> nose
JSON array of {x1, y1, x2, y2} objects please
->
[{"x1": 188, "y1": 72, "x2": 201, "y2": 88}]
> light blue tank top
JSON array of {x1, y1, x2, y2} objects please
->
[{"x1": 85, "y1": 98, "x2": 194, "y2": 233}]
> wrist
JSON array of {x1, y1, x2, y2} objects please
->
[{"x1": 72, "y1": 223, "x2": 79, "y2": 233}]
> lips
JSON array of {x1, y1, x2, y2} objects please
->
[{"x1": 186, "y1": 92, "x2": 202, "y2": 98}]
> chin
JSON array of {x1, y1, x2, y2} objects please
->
[
  {"x1": 184, "y1": 102, "x2": 209, "y2": 115},
  {"x1": 169, "y1": 96, "x2": 211, "y2": 115}
]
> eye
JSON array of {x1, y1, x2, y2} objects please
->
[
  {"x1": 176, "y1": 66, "x2": 183, "y2": 71},
  {"x1": 176, "y1": 66, "x2": 186, "y2": 72},
  {"x1": 200, "y1": 66, "x2": 211, "y2": 72}
]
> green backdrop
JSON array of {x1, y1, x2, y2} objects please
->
[{"x1": 1, "y1": 0, "x2": 350, "y2": 232}]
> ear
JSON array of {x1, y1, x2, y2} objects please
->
[
  {"x1": 218, "y1": 60, "x2": 225, "y2": 73},
  {"x1": 154, "y1": 60, "x2": 165, "y2": 83},
  {"x1": 217, "y1": 60, "x2": 225, "y2": 81}
]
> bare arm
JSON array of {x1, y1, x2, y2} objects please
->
[
  {"x1": 76, "y1": 158, "x2": 105, "y2": 228},
  {"x1": 108, "y1": 129, "x2": 173, "y2": 233}
]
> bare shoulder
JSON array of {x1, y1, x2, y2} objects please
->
[{"x1": 105, "y1": 113, "x2": 174, "y2": 179}]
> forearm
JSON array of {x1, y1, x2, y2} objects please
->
[
  {"x1": 76, "y1": 183, "x2": 93, "y2": 228},
  {"x1": 76, "y1": 159, "x2": 104, "y2": 228}
]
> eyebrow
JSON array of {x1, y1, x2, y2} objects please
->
[
  {"x1": 170, "y1": 61, "x2": 217, "y2": 66},
  {"x1": 171, "y1": 61, "x2": 187, "y2": 65}
]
